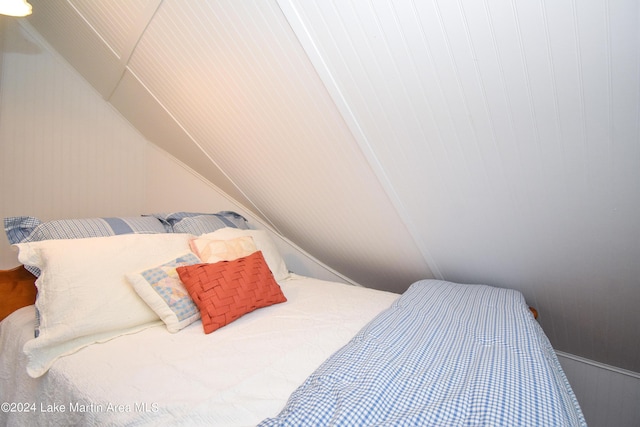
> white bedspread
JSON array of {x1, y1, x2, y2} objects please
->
[{"x1": 0, "y1": 275, "x2": 398, "y2": 427}]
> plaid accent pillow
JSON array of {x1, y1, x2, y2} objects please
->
[{"x1": 126, "y1": 253, "x2": 202, "y2": 333}]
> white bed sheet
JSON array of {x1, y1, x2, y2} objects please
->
[{"x1": 0, "y1": 275, "x2": 398, "y2": 427}]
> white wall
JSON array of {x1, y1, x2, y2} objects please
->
[
  {"x1": 143, "y1": 145, "x2": 354, "y2": 283},
  {"x1": 22, "y1": 0, "x2": 640, "y2": 375},
  {"x1": 2, "y1": 11, "x2": 639, "y2": 425},
  {"x1": 558, "y1": 353, "x2": 640, "y2": 427},
  {"x1": 0, "y1": 17, "x2": 149, "y2": 268},
  {"x1": 280, "y1": 0, "x2": 640, "y2": 374},
  {"x1": 0, "y1": 16, "x2": 346, "y2": 284}
]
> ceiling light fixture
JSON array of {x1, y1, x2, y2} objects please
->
[{"x1": 0, "y1": 0, "x2": 32, "y2": 17}]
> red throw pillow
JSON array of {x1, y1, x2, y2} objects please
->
[{"x1": 176, "y1": 250, "x2": 287, "y2": 334}]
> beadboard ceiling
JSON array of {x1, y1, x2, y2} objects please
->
[{"x1": 21, "y1": 0, "x2": 640, "y2": 374}]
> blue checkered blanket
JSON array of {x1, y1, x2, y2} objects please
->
[{"x1": 259, "y1": 280, "x2": 586, "y2": 426}]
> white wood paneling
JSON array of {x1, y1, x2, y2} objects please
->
[
  {"x1": 144, "y1": 145, "x2": 356, "y2": 284},
  {"x1": 109, "y1": 70, "x2": 258, "y2": 213},
  {"x1": 25, "y1": 0, "x2": 124, "y2": 97},
  {"x1": 0, "y1": 16, "x2": 351, "y2": 285},
  {"x1": 125, "y1": 0, "x2": 434, "y2": 290},
  {"x1": 24, "y1": 0, "x2": 434, "y2": 291},
  {"x1": 280, "y1": 0, "x2": 640, "y2": 372},
  {"x1": 0, "y1": 18, "x2": 148, "y2": 267}
]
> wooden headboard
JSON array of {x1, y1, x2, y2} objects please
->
[{"x1": 0, "y1": 266, "x2": 37, "y2": 322}]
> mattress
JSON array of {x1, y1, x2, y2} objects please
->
[{"x1": 0, "y1": 275, "x2": 399, "y2": 427}]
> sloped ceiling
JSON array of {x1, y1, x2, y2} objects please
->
[{"x1": 23, "y1": 0, "x2": 639, "y2": 374}]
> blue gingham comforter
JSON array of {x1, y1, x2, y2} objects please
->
[{"x1": 259, "y1": 280, "x2": 586, "y2": 427}]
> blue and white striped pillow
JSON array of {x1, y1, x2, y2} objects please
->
[
  {"x1": 148, "y1": 211, "x2": 248, "y2": 235},
  {"x1": 4, "y1": 216, "x2": 168, "y2": 276}
]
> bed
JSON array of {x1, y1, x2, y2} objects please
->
[{"x1": 0, "y1": 213, "x2": 586, "y2": 426}]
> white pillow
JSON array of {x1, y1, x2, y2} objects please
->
[
  {"x1": 15, "y1": 233, "x2": 193, "y2": 378},
  {"x1": 189, "y1": 235, "x2": 257, "y2": 263},
  {"x1": 126, "y1": 252, "x2": 202, "y2": 333},
  {"x1": 199, "y1": 228, "x2": 289, "y2": 281}
]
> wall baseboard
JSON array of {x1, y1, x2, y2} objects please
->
[
  {"x1": 556, "y1": 350, "x2": 640, "y2": 380},
  {"x1": 556, "y1": 351, "x2": 640, "y2": 427}
]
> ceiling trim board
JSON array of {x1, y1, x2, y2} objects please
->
[
  {"x1": 116, "y1": 0, "x2": 164, "y2": 67},
  {"x1": 277, "y1": 0, "x2": 443, "y2": 280},
  {"x1": 103, "y1": 0, "x2": 164, "y2": 100}
]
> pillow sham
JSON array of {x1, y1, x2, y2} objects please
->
[
  {"x1": 176, "y1": 251, "x2": 287, "y2": 334},
  {"x1": 15, "y1": 233, "x2": 193, "y2": 378},
  {"x1": 198, "y1": 228, "x2": 289, "y2": 281},
  {"x1": 4, "y1": 215, "x2": 167, "y2": 276},
  {"x1": 126, "y1": 253, "x2": 202, "y2": 333},
  {"x1": 189, "y1": 235, "x2": 257, "y2": 263},
  {"x1": 149, "y1": 211, "x2": 248, "y2": 235}
]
